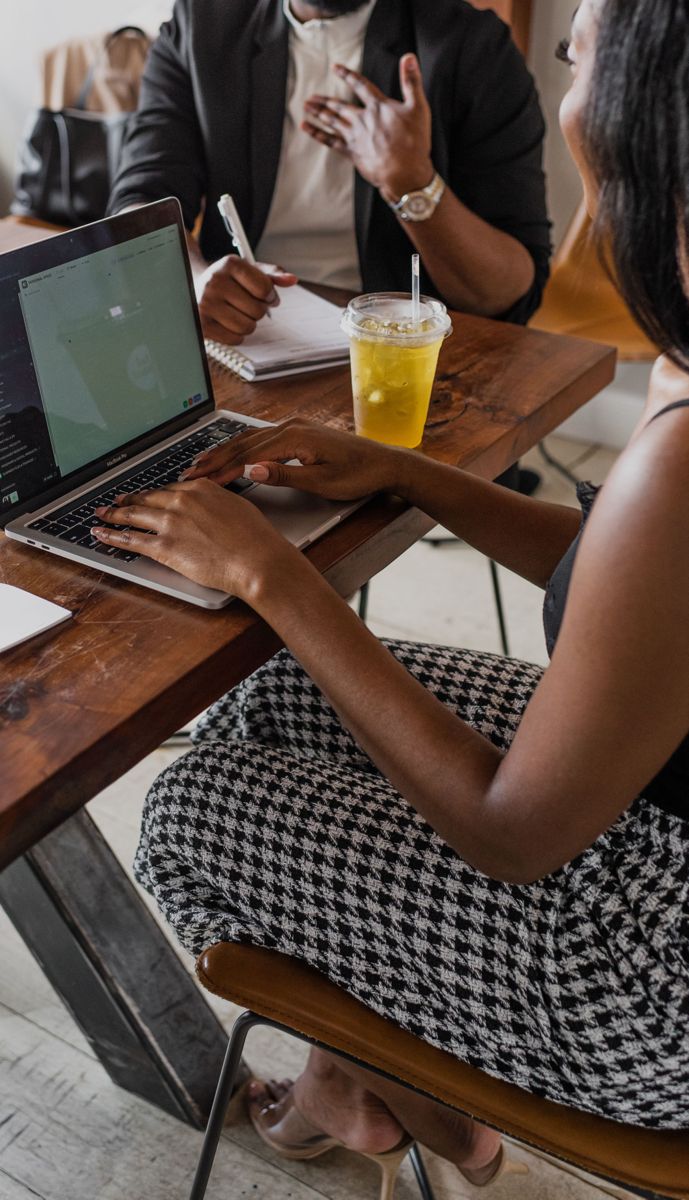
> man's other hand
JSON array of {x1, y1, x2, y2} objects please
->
[
  {"x1": 196, "y1": 257, "x2": 297, "y2": 345},
  {"x1": 302, "y1": 53, "x2": 433, "y2": 199}
]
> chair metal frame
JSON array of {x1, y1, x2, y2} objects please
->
[
  {"x1": 188, "y1": 1009, "x2": 437, "y2": 1200},
  {"x1": 359, "y1": 555, "x2": 510, "y2": 657},
  {"x1": 188, "y1": 1003, "x2": 671, "y2": 1200}
]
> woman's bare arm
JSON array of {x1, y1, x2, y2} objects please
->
[
  {"x1": 392, "y1": 453, "x2": 580, "y2": 589},
  {"x1": 243, "y1": 414, "x2": 689, "y2": 882},
  {"x1": 95, "y1": 409, "x2": 689, "y2": 884}
]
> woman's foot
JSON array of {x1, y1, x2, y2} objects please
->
[
  {"x1": 247, "y1": 1049, "x2": 405, "y2": 1157},
  {"x1": 428, "y1": 1111, "x2": 503, "y2": 1182},
  {"x1": 247, "y1": 1078, "x2": 340, "y2": 1160},
  {"x1": 458, "y1": 1143, "x2": 509, "y2": 1186},
  {"x1": 247, "y1": 1048, "x2": 507, "y2": 1185}
]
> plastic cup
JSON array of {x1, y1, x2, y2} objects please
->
[{"x1": 341, "y1": 292, "x2": 452, "y2": 449}]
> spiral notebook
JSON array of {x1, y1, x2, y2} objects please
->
[{"x1": 205, "y1": 284, "x2": 350, "y2": 381}]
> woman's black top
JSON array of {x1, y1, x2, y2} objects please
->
[{"x1": 542, "y1": 399, "x2": 689, "y2": 823}]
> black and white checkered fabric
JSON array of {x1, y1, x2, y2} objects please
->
[{"x1": 134, "y1": 642, "x2": 689, "y2": 1128}]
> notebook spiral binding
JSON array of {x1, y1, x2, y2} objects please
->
[{"x1": 205, "y1": 338, "x2": 251, "y2": 378}]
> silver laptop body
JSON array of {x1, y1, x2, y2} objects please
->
[{"x1": 2, "y1": 200, "x2": 361, "y2": 609}]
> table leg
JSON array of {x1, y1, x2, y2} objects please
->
[{"x1": 0, "y1": 809, "x2": 248, "y2": 1129}]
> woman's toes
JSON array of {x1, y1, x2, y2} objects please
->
[{"x1": 248, "y1": 1077, "x2": 288, "y2": 1114}]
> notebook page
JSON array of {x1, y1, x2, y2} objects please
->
[{"x1": 234, "y1": 285, "x2": 348, "y2": 370}]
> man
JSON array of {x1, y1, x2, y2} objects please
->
[{"x1": 109, "y1": 0, "x2": 551, "y2": 347}]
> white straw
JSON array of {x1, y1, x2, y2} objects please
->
[{"x1": 411, "y1": 253, "x2": 420, "y2": 325}]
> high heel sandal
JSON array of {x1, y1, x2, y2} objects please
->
[
  {"x1": 247, "y1": 1077, "x2": 526, "y2": 1196},
  {"x1": 457, "y1": 1142, "x2": 529, "y2": 1188},
  {"x1": 247, "y1": 1077, "x2": 413, "y2": 1199},
  {"x1": 363, "y1": 1138, "x2": 415, "y2": 1200}
]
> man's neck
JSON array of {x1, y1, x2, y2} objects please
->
[{"x1": 289, "y1": 0, "x2": 339, "y2": 21}]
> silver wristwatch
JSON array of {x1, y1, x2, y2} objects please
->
[{"x1": 387, "y1": 172, "x2": 445, "y2": 222}]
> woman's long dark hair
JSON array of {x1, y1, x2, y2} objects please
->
[{"x1": 585, "y1": 0, "x2": 689, "y2": 365}]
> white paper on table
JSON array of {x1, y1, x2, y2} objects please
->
[
  {"x1": 205, "y1": 284, "x2": 350, "y2": 380},
  {"x1": 0, "y1": 584, "x2": 72, "y2": 653}
]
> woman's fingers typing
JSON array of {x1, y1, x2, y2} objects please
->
[
  {"x1": 175, "y1": 420, "x2": 402, "y2": 501},
  {"x1": 86, "y1": 432, "x2": 401, "y2": 592},
  {"x1": 91, "y1": 481, "x2": 203, "y2": 547},
  {"x1": 181, "y1": 425, "x2": 307, "y2": 482},
  {"x1": 90, "y1": 475, "x2": 296, "y2": 599}
]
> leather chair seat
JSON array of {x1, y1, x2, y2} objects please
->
[
  {"x1": 197, "y1": 942, "x2": 689, "y2": 1200},
  {"x1": 530, "y1": 200, "x2": 657, "y2": 361}
]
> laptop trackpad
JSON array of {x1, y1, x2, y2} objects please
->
[{"x1": 247, "y1": 483, "x2": 352, "y2": 547}]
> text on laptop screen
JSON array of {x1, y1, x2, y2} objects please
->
[{"x1": 0, "y1": 222, "x2": 209, "y2": 514}]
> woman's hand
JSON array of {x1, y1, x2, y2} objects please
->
[
  {"x1": 91, "y1": 478, "x2": 296, "y2": 602},
  {"x1": 180, "y1": 419, "x2": 409, "y2": 501}
]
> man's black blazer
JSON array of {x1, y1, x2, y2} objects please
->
[{"x1": 109, "y1": 0, "x2": 551, "y2": 323}]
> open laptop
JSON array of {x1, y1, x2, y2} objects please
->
[{"x1": 1, "y1": 199, "x2": 361, "y2": 608}]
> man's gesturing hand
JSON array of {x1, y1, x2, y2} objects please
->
[
  {"x1": 196, "y1": 257, "x2": 297, "y2": 346},
  {"x1": 302, "y1": 53, "x2": 433, "y2": 199}
]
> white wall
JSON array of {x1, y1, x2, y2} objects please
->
[
  {"x1": 528, "y1": 0, "x2": 583, "y2": 248},
  {"x1": 1, "y1": 0, "x2": 581, "y2": 235}
]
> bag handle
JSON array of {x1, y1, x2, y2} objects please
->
[
  {"x1": 75, "y1": 25, "x2": 149, "y2": 112},
  {"x1": 53, "y1": 112, "x2": 73, "y2": 216}
]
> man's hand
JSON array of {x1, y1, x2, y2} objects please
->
[
  {"x1": 196, "y1": 256, "x2": 297, "y2": 345},
  {"x1": 302, "y1": 53, "x2": 433, "y2": 199}
]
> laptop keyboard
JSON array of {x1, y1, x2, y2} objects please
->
[{"x1": 26, "y1": 416, "x2": 251, "y2": 564}]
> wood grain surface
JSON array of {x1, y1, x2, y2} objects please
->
[{"x1": 0, "y1": 218, "x2": 616, "y2": 868}]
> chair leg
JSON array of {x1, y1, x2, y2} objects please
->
[
  {"x1": 419, "y1": 533, "x2": 510, "y2": 658},
  {"x1": 488, "y1": 559, "x2": 510, "y2": 657},
  {"x1": 409, "y1": 1144, "x2": 437, "y2": 1200},
  {"x1": 188, "y1": 1010, "x2": 262, "y2": 1200}
]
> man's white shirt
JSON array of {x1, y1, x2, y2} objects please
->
[{"x1": 256, "y1": 0, "x2": 377, "y2": 291}]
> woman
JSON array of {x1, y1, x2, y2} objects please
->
[{"x1": 92, "y1": 0, "x2": 689, "y2": 1191}]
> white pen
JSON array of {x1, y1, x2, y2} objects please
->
[
  {"x1": 217, "y1": 193, "x2": 255, "y2": 262},
  {"x1": 217, "y1": 193, "x2": 273, "y2": 318}
]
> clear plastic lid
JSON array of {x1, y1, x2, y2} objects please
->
[{"x1": 341, "y1": 292, "x2": 452, "y2": 347}]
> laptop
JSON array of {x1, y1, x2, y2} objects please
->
[{"x1": 1, "y1": 199, "x2": 362, "y2": 609}]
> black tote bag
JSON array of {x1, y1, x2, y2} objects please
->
[{"x1": 11, "y1": 26, "x2": 148, "y2": 228}]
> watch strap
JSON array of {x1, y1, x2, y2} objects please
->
[{"x1": 388, "y1": 172, "x2": 445, "y2": 221}]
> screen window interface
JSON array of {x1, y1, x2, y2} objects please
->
[{"x1": 0, "y1": 225, "x2": 208, "y2": 513}]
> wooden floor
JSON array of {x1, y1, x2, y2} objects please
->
[{"x1": 0, "y1": 439, "x2": 634, "y2": 1200}]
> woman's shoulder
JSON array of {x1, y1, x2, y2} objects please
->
[
  {"x1": 605, "y1": 356, "x2": 689, "y2": 515},
  {"x1": 633, "y1": 355, "x2": 689, "y2": 430},
  {"x1": 573, "y1": 393, "x2": 689, "y2": 609}
]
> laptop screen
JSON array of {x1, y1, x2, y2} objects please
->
[{"x1": 0, "y1": 201, "x2": 213, "y2": 524}]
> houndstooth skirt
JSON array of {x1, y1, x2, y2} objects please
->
[{"x1": 134, "y1": 641, "x2": 689, "y2": 1129}]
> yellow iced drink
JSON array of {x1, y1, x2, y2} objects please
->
[{"x1": 341, "y1": 294, "x2": 451, "y2": 449}]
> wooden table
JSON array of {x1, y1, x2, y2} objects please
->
[{"x1": 0, "y1": 216, "x2": 616, "y2": 1126}]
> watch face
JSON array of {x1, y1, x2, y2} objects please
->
[{"x1": 405, "y1": 194, "x2": 433, "y2": 220}]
